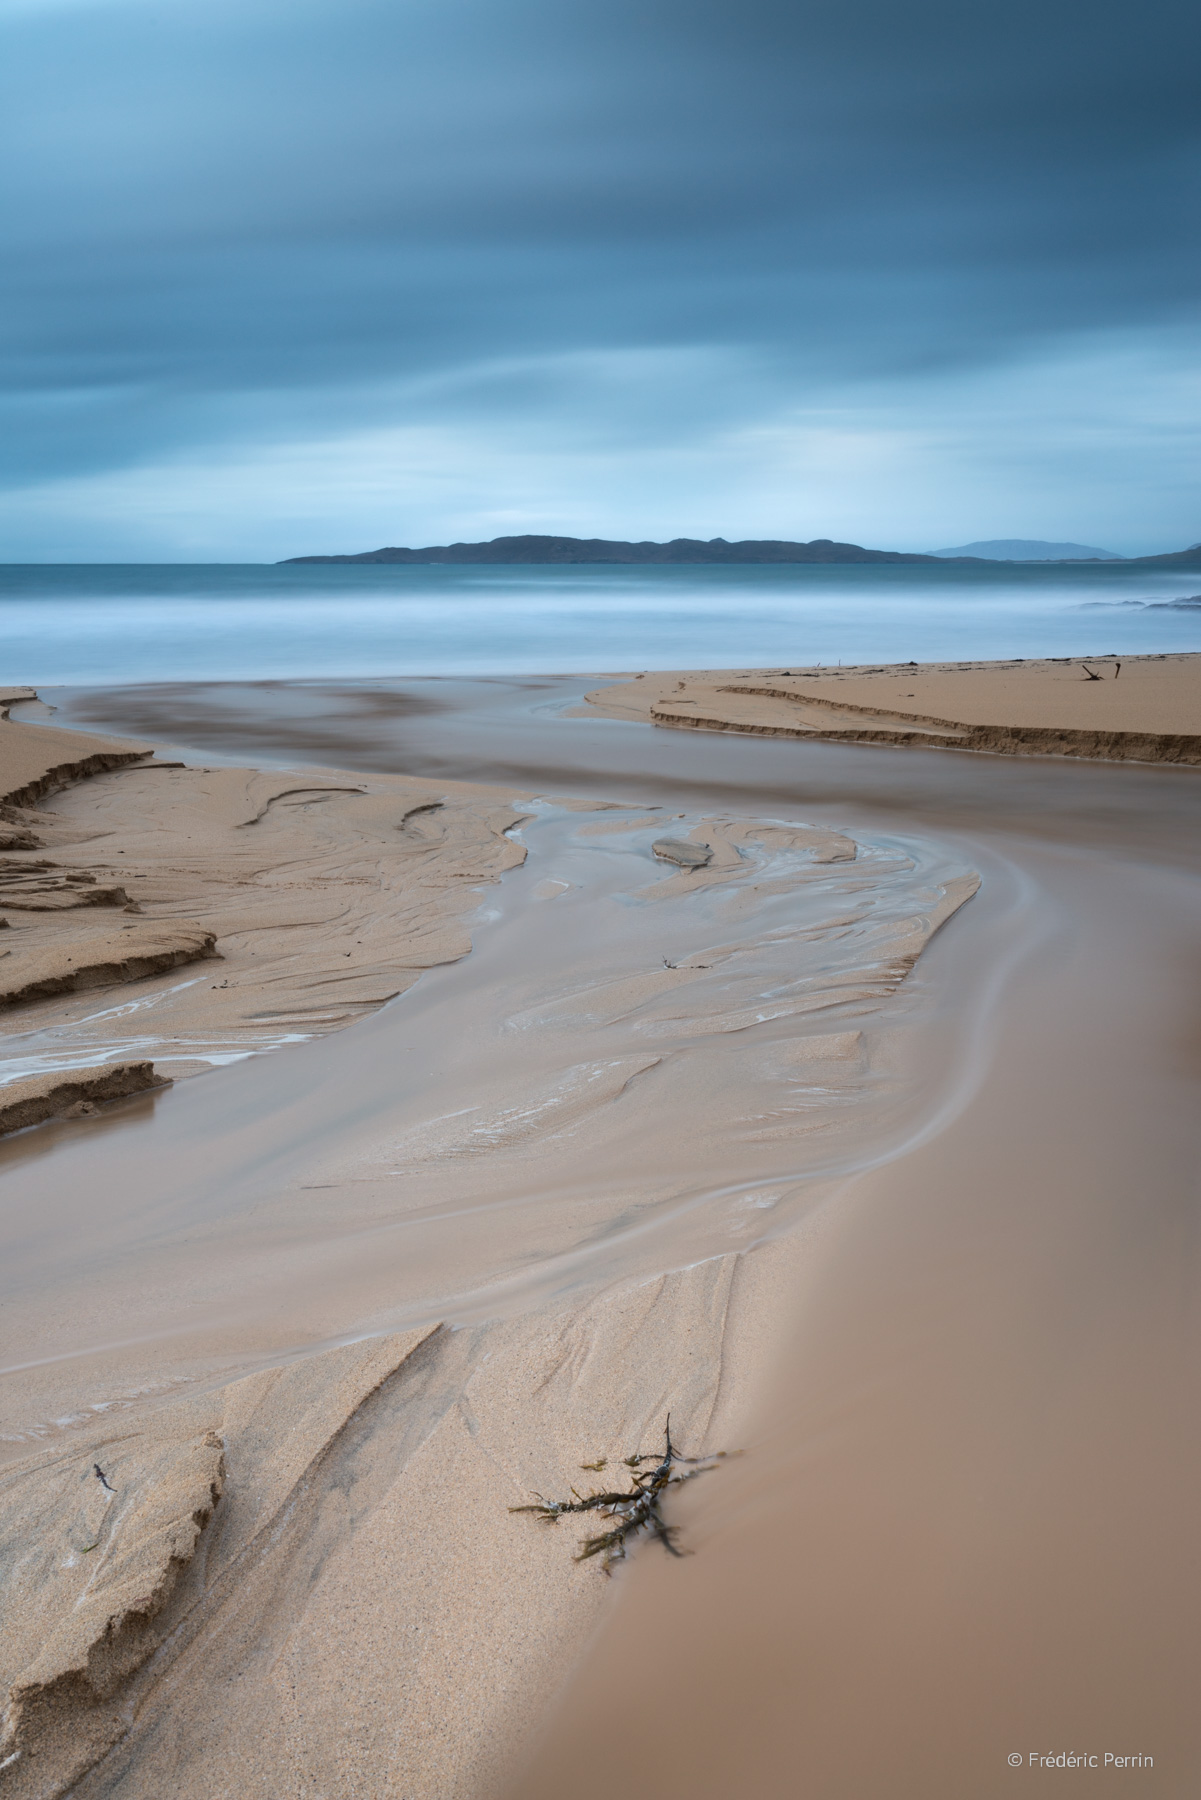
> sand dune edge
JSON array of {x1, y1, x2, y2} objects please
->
[{"x1": 585, "y1": 653, "x2": 1201, "y2": 763}]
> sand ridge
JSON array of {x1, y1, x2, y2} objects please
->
[
  {"x1": 0, "y1": 690, "x2": 151, "y2": 811},
  {"x1": 0, "y1": 1063, "x2": 168, "y2": 1136},
  {"x1": 583, "y1": 652, "x2": 1201, "y2": 761},
  {"x1": 0, "y1": 706, "x2": 532, "y2": 1100}
]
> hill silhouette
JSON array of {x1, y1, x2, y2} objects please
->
[{"x1": 281, "y1": 534, "x2": 1201, "y2": 570}]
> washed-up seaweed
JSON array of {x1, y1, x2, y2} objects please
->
[{"x1": 510, "y1": 1417, "x2": 729, "y2": 1570}]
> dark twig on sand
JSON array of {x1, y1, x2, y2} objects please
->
[{"x1": 509, "y1": 1416, "x2": 730, "y2": 1570}]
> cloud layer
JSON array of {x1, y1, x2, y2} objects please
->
[{"x1": 2, "y1": 0, "x2": 1198, "y2": 556}]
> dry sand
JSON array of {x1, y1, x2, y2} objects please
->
[
  {"x1": 583, "y1": 651, "x2": 1201, "y2": 760},
  {"x1": 0, "y1": 665, "x2": 1198, "y2": 1797}
]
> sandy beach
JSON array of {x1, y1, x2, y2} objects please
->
[
  {"x1": 583, "y1": 651, "x2": 1201, "y2": 760},
  {"x1": 1, "y1": 663, "x2": 1199, "y2": 1797}
]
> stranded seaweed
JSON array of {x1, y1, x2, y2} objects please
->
[{"x1": 510, "y1": 1417, "x2": 731, "y2": 1570}]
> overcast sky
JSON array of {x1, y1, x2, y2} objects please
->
[{"x1": 1, "y1": 0, "x2": 1198, "y2": 559}]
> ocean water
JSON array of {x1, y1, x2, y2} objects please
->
[{"x1": 1, "y1": 560, "x2": 1199, "y2": 684}]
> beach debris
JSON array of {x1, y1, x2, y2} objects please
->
[
  {"x1": 510, "y1": 1417, "x2": 730, "y2": 1570},
  {"x1": 1081, "y1": 664, "x2": 1103, "y2": 680},
  {"x1": 93, "y1": 1463, "x2": 115, "y2": 1493},
  {"x1": 651, "y1": 837, "x2": 712, "y2": 868}
]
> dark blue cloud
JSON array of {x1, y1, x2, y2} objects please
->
[{"x1": 0, "y1": 0, "x2": 1198, "y2": 547}]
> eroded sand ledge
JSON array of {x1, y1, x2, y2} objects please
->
[
  {"x1": 0, "y1": 1063, "x2": 169, "y2": 1135},
  {"x1": 0, "y1": 693, "x2": 531, "y2": 1099},
  {"x1": 0, "y1": 687, "x2": 985, "y2": 1795},
  {"x1": 583, "y1": 652, "x2": 1201, "y2": 762}
]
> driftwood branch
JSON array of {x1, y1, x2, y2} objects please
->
[{"x1": 510, "y1": 1416, "x2": 731, "y2": 1570}]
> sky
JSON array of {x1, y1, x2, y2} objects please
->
[{"x1": 0, "y1": 0, "x2": 1198, "y2": 560}]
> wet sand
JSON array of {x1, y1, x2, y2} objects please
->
[
  {"x1": 516, "y1": 839, "x2": 1201, "y2": 1799},
  {"x1": 1, "y1": 670, "x2": 1199, "y2": 1796},
  {"x1": 0, "y1": 686, "x2": 530, "y2": 1091}
]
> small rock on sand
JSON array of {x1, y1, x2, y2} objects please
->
[{"x1": 651, "y1": 838, "x2": 712, "y2": 868}]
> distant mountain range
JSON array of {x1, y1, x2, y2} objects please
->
[
  {"x1": 929, "y1": 539, "x2": 1121, "y2": 561},
  {"x1": 281, "y1": 534, "x2": 1201, "y2": 569}
]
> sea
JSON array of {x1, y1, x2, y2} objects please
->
[{"x1": 1, "y1": 560, "x2": 1199, "y2": 684}]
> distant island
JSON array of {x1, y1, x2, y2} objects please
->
[
  {"x1": 929, "y1": 539, "x2": 1121, "y2": 561},
  {"x1": 282, "y1": 535, "x2": 944, "y2": 566},
  {"x1": 280, "y1": 534, "x2": 1201, "y2": 570}
]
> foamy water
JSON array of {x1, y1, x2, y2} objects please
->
[{"x1": 2, "y1": 559, "x2": 1200, "y2": 683}]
